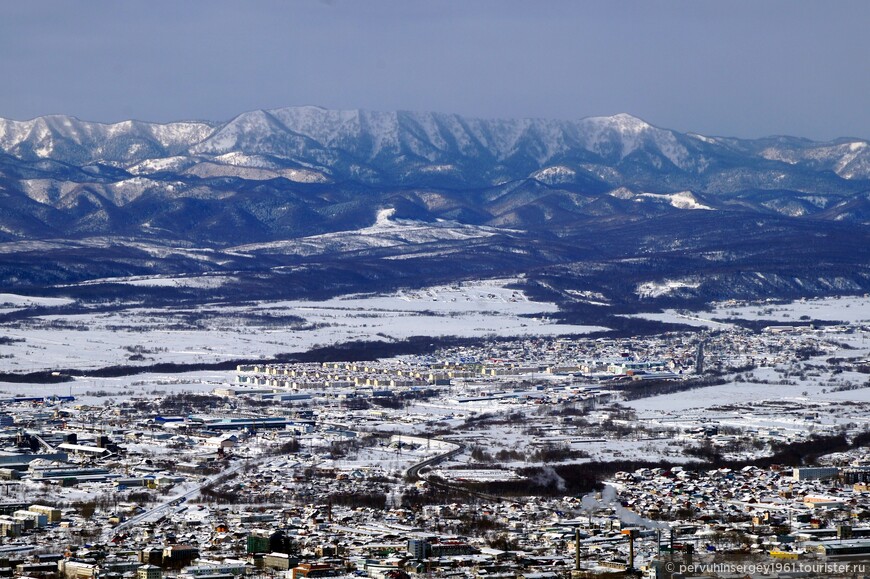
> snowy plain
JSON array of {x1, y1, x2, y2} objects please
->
[
  {"x1": 629, "y1": 294, "x2": 870, "y2": 328},
  {"x1": 0, "y1": 278, "x2": 605, "y2": 375}
]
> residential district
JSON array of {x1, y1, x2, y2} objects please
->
[{"x1": 1, "y1": 318, "x2": 870, "y2": 578}]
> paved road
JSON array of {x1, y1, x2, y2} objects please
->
[
  {"x1": 405, "y1": 441, "x2": 465, "y2": 481},
  {"x1": 404, "y1": 440, "x2": 508, "y2": 503}
]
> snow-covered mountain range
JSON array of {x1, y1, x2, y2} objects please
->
[
  {"x1": 2, "y1": 107, "x2": 869, "y2": 183},
  {"x1": 0, "y1": 107, "x2": 868, "y2": 310},
  {"x1": 1, "y1": 106, "x2": 869, "y2": 243}
]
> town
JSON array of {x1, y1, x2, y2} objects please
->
[{"x1": 1, "y1": 300, "x2": 870, "y2": 578}]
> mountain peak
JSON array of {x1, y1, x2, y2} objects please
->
[{"x1": 584, "y1": 112, "x2": 653, "y2": 133}]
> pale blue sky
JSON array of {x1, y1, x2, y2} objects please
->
[{"x1": 1, "y1": 0, "x2": 868, "y2": 140}]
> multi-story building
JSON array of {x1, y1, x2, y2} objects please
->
[{"x1": 138, "y1": 565, "x2": 162, "y2": 579}]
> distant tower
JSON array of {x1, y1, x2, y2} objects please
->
[
  {"x1": 574, "y1": 527, "x2": 581, "y2": 571},
  {"x1": 695, "y1": 340, "x2": 706, "y2": 375}
]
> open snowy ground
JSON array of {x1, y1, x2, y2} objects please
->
[
  {"x1": 0, "y1": 293, "x2": 75, "y2": 314},
  {"x1": 0, "y1": 370, "x2": 227, "y2": 405},
  {"x1": 709, "y1": 294, "x2": 870, "y2": 323},
  {"x1": 627, "y1": 353, "x2": 870, "y2": 414},
  {"x1": 628, "y1": 294, "x2": 870, "y2": 329},
  {"x1": 0, "y1": 278, "x2": 606, "y2": 373}
]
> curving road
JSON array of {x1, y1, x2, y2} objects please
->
[
  {"x1": 405, "y1": 440, "x2": 465, "y2": 481},
  {"x1": 404, "y1": 440, "x2": 508, "y2": 503}
]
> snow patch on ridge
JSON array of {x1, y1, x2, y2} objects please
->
[
  {"x1": 231, "y1": 208, "x2": 499, "y2": 257},
  {"x1": 636, "y1": 278, "x2": 702, "y2": 298},
  {"x1": 128, "y1": 156, "x2": 196, "y2": 174},
  {"x1": 638, "y1": 191, "x2": 714, "y2": 210},
  {"x1": 607, "y1": 186, "x2": 636, "y2": 200},
  {"x1": 372, "y1": 207, "x2": 397, "y2": 229},
  {"x1": 531, "y1": 165, "x2": 576, "y2": 184}
]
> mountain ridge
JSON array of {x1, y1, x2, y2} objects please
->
[
  {"x1": 2, "y1": 106, "x2": 868, "y2": 177},
  {"x1": 0, "y1": 106, "x2": 868, "y2": 249}
]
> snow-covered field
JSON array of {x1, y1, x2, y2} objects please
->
[
  {"x1": 0, "y1": 293, "x2": 75, "y2": 314},
  {"x1": 0, "y1": 370, "x2": 227, "y2": 405},
  {"x1": 0, "y1": 279, "x2": 606, "y2": 373},
  {"x1": 630, "y1": 294, "x2": 870, "y2": 328},
  {"x1": 621, "y1": 311, "x2": 735, "y2": 329},
  {"x1": 709, "y1": 294, "x2": 870, "y2": 323},
  {"x1": 626, "y1": 379, "x2": 807, "y2": 414}
]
